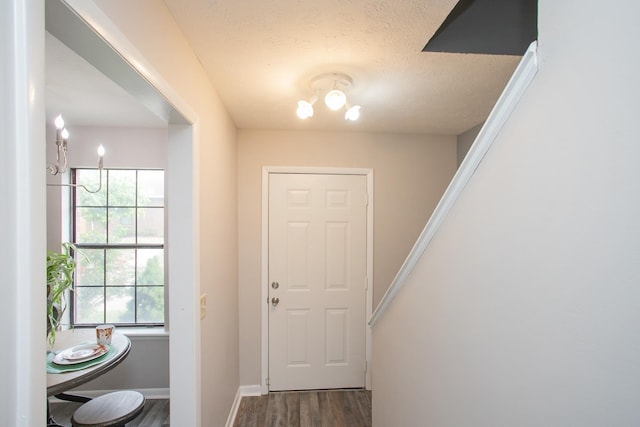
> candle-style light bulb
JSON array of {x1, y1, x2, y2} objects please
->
[
  {"x1": 97, "y1": 144, "x2": 105, "y2": 171},
  {"x1": 54, "y1": 115, "x2": 64, "y2": 130}
]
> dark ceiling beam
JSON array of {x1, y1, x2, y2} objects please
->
[{"x1": 423, "y1": 0, "x2": 537, "y2": 56}]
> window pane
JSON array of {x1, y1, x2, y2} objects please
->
[
  {"x1": 75, "y1": 169, "x2": 106, "y2": 206},
  {"x1": 75, "y1": 287, "x2": 104, "y2": 324},
  {"x1": 105, "y1": 249, "x2": 135, "y2": 286},
  {"x1": 108, "y1": 170, "x2": 137, "y2": 206},
  {"x1": 76, "y1": 208, "x2": 107, "y2": 244},
  {"x1": 137, "y1": 287, "x2": 165, "y2": 323},
  {"x1": 72, "y1": 167, "x2": 165, "y2": 327},
  {"x1": 108, "y1": 207, "x2": 136, "y2": 243},
  {"x1": 76, "y1": 249, "x2": 104, "y2": 286},
  {"x1": 138, "y1": 170, "x2": 164, "y2": 207},
  {"x1": 137, "y1": 249, "x2": 164, "y2": 285},
  {"x1": 137, "y1": 208, "x2": 164, "y2": 244},
  {"x1": 106, "y1": 286, "x2": 135, "y2": 323}
]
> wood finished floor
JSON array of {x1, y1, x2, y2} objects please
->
[
  {"x1": 49, "y1": 398, "x2": 170, "y2": 426},
  {"x1": 49, "y1": 389, "x2": 371, "y2": 426},
  {"x1": 234, "y1": 389, "x2": 372, "y2": 427}
]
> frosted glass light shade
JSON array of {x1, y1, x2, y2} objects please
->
[
  {"x1": 345, "y1": 105, "x2": 361, "y2": 121},
  {"x1": 296, "y1": 100, "x2": 314, "y2": 119},
  {"x1": 324, "y1": 89, "x2": 347, "y2": 111}
]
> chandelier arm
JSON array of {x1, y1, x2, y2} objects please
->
[
  {"x1": 60, "y1": 141, "x2": 68, "y2": 174},
  {"x1": 46, "y1": 170, "x2": 103, "y2": 194}
]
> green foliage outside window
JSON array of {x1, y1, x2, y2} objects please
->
[{"x1": 73, "y1": 169, "x2": 165, "y2": 326}]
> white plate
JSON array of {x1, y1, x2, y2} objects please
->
[{"x1": 53, "y1": 343, "x2": 109, "y2": 365}]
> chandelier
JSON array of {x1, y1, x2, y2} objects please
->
[
  {"x1": 47, "y1": 114, "x2": 105, "y2": 193},
  {"x1": 296, "y1": 73, "x2": 361, "y2": 121}
]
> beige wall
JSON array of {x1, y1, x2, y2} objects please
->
[
  {"x1": 457, "y1": 122, "x2": 483, "y2": 168},
  {"x1": 238, "y1": 129, "x2": 456, "y2": 385},
  {"x1": 90, "y1": 2, "x2": 239, "y2": 425},
  {"x1": 372, "y1": 0, "x2": 640, "y2": 425}
]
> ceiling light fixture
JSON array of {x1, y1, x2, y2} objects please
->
[
  {"x1": 345, "y1": 104, "x2": 361, "y2": 121},
  {"x1": 325, "y1": 88, "x2": 347, "y2": 111},
  {"x1": 296, "y1": 73, "x2": 361, "y2": 121},
  {"x1": 296, "y1": 95, "x2": 318, "y2": 119},
  {"x1": 47, "y1": 114, "x2": 105, "y2": 193}
]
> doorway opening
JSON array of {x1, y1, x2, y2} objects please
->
[{"x1": 45, "y1": 1, "x2": 199, "y2": 423}]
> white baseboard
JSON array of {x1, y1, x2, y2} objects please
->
[
  {"x1": 225, "y1": 385, "x2": 263, "y2": 427},
  {"x1": 239, "y1": 384, "x2": 262, "y2": 396},
  {"x1": 48, "y1": 387, "x2": 170, "y2": 402}
]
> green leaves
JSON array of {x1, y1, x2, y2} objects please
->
[{"x1": 47, "y1": 242, "x2": 77, "y2": 346}]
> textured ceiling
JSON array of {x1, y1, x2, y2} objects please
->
[
  {"x1": 46, "y1": 0, "x2": 523, "y2": 136},
  {"x1": 162, "y1": 0, "x2": 521, "y2": 135}
]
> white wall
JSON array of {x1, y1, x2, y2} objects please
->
[
  {"x1": 73, "y1": 334, "x2": 169, "y2": 393},
  {"x1": 372, "y1": 1, "x2": 640, "y2": 425},
  {"x1": 237, "y1": 129, "x2": 456, "y2": 386}
]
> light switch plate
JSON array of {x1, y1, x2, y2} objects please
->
[{"x1": 200, "y1": 293, "x2": 207, "y2": 319}]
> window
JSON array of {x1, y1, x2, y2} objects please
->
[{"x1": 71, "y1": 168, "x2": 165, "y2": 326}]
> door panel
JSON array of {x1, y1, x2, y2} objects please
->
[
  {"x1": 287, "y1": 309, "x2": 310, "y2": 365},
  {"x1": 268, "y1": 173, "x2": 367, "y2": 391}
]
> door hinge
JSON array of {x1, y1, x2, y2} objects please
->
[
  {"x1": 365, "y1": 277, "x2": 368, "y2": 290},
  {"x1": 364, "y1": 360, "x2": 367, "y2": 374},
  {"x1": 266, "y1": 377, "x2": 270, "y2": 386},
  {"x1": 365, "y1": 192, "x2": 369, "y2": 207}
]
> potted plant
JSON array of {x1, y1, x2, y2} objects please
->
[{"x1": 47, "y1": 242, "x2": 77, "y2": 346}]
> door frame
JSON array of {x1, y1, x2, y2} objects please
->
[
  {"x1": 46, "y1": 2, "x2": 201, "y2": 424},
  {"x1": 261, "y1": 166, "x2": 373, "y2": 394}
]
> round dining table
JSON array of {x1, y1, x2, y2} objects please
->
[{"x1": 47, "y1": 328, "x2": 131, "y2": 397}]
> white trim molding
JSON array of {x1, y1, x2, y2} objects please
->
[
  {"x1": 4, "y1": 1, "x2": 47, "y2": 424},
  {"x1": 58, "y1": 1, "x2": 201, "y2": 425},
  {"x1": 225, "y1": 385, "x2": 262, "y2": 427},
  {"x1": 369, "y1": 41, "x2": 539, "y2": 327},
  {"x1": 261, "y1": 166, "x2": 374, "y2": 394}
]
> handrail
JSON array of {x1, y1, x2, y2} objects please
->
[{"x1": 369, "y1": 41, "x2": 539, "y2": 327}]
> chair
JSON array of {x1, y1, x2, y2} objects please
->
[{"x1": 71, "y1": 390, "x2": 145, "y2": 427}]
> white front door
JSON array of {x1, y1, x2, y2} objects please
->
[{"x1": 268, "y1": 173, "x2": 367, "y2": 391}]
